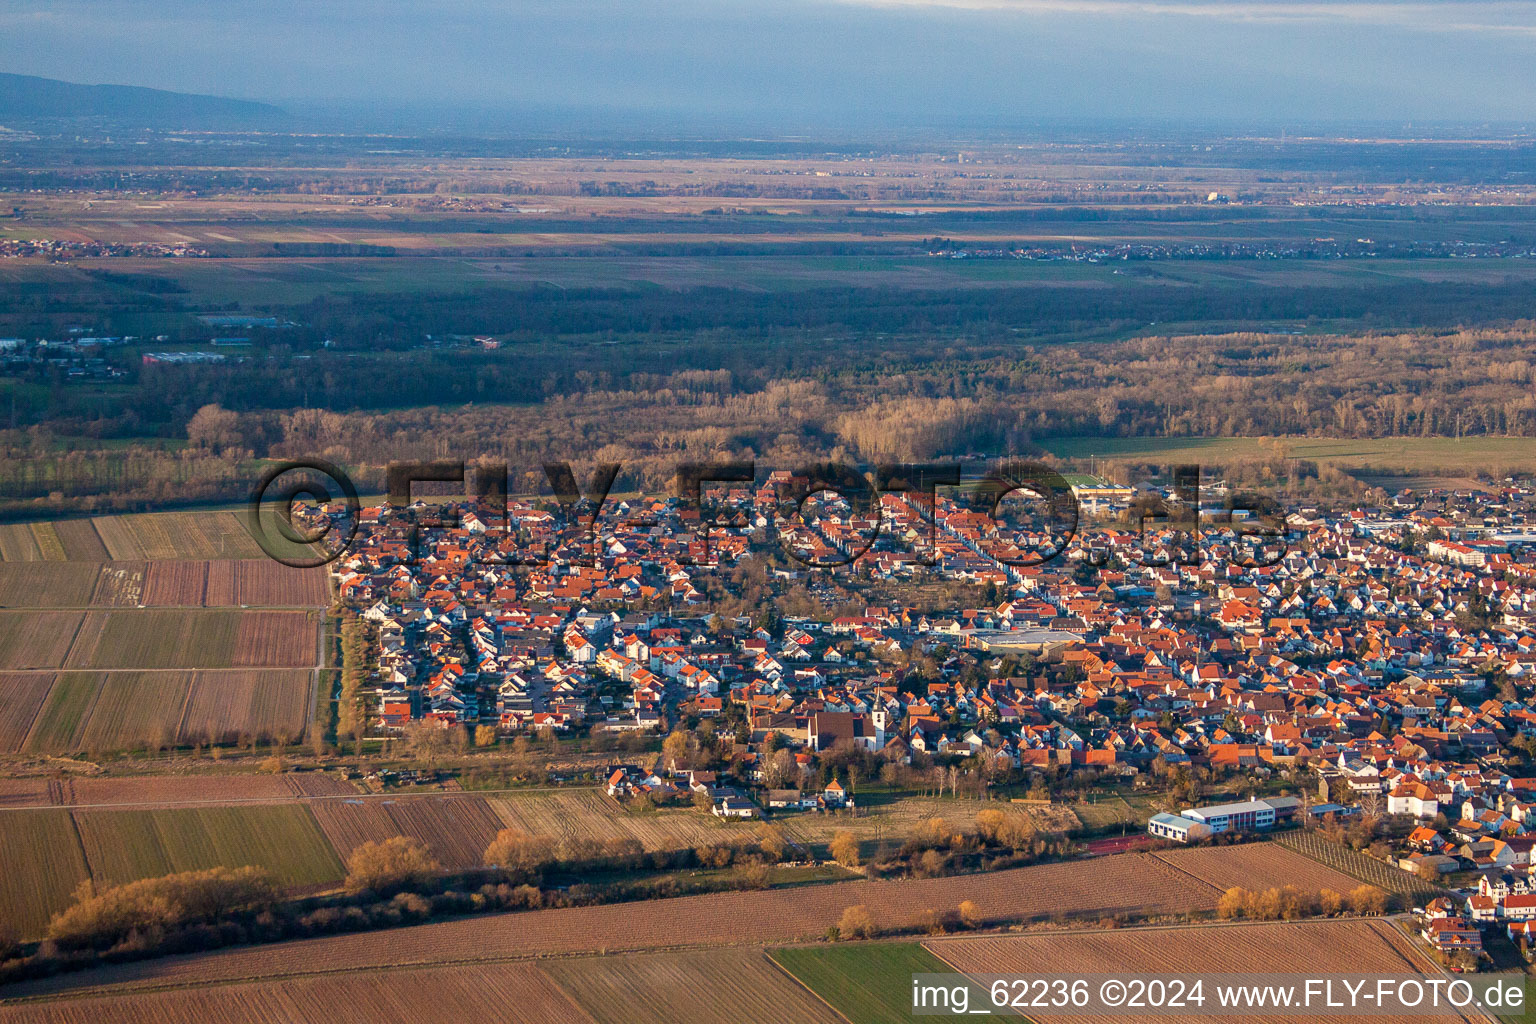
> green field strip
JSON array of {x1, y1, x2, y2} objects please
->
[
  {"x1": 771, "y1": 942, "x2": 1013, "y2": 1024},
  {"x1": 24, "y1": 672, "x2": 104, "y2": 752}
]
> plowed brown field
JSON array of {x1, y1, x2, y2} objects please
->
[
  {"x1": 0, "y1": 672, "x2": 53, "y2": 751},
  {"x1": 927, "y1": 918, "x2": 1475, "y2": 1023},
  {"x1": 1152, "y1": 842, "x2": 1363, "y2": 895},
  {"x1": 141, "y1": 561, "x2": 209, "y2": 606},
  {"x1": 1, "y1": 851, "x2": 1220, "y2": 999},
  {"x1": 179, "y1": 669, "x2": 312, "y2": 745},
  {"x1": 0, "y1": 962, "x2": 591, "y2": 1024},
  {"x1": 233, "y1": 611, "x2": 318, "y2": 667},
  {"x1": 0, "y1": 612, "x2": 83, "y2": 669},
  {"x1": 205, "y1": 560, "x2": 330, "y2": 607},
  {"x1": 59, "y1": 775, "x2": 301, "y2": 806},
  {"x1": 544, "y1": 949, "x2": 842, "y2": 1024},
  {"x1": 311, "y1": 795, "x2": 506, "y2": 869}
]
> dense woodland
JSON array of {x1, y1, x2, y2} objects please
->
[
  {"x1": 9, "y1": 132, "x2": 1536, "y2": 512},
  {"x1": 7, "y1": 312, "x2": 1536, "y2": 511}
]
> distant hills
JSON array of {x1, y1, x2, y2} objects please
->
[{"x1": 0, "y1": 73, "x2": 285, "y2": 125}]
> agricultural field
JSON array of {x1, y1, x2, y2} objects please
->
[
  {"x1": 0, "y1": 523, "x2": 46, "y2": 562},
  {"x1": 47, "y1": 608, "x2": 317, "y2": 670},
  {"x1": 771, "y1": 941, "x2": 1002, "y2": 1024},
  {"x1": 0, "y1": 779, "x2": 51, "y2": 808},
  {"x1": 311, "y1": 795, "x2": 507, "y2": 869},
  {"x1": 1276, "y1": 832, "x2": 1444, "y2": 898},
  {"x1": 0, "y1": 850, "x2": 1227, "y2": 999},
  {"x1": 143, "y1": 560, "x2": 330, "y2": 607},
  {"x1": 178, "y1": 669, "x2": 312, "y2": 746},
  {"x1": 0, "y1": 563, "x2": 108, "y2": 607},
  {"x1": 546, "y1": 949, "x2": 842, "y2": 1024},
  {"x1": 0, "y1": 613, "x2": 317, "y2": 752},
  {"x1": 926, "y1": 918, "x2": 1473, "y2": 1023},
  {"x1": 62, "y1": 610, "x2": 238, "y2": 670},
  {"x1": 69, "y1": 804, "x2": 344, "y2": 890},
  {"x1": 1151, "y1": 841, "x2": 1367, "y2": 897},
  {"x1": 231, "y1": 611, "x2": 322, "y2": 667},
  {"x1": 282, "y1": 772, "x2": 360, "y2": 798},
  {"x1": 55, "y1": 773, "x2": 347, "y2": 807},
  {"x1": 0, "y1": 808, "x2": 90, "y2": 942},
  {"x1": 0, "y1": 522, "x2": 107, "y2": 562},
  {"x1": 88, "y1": 512, "x2": 266, "y2": 561},
  {"x1": 90, "y1": 563, "x2": 147, "y2": 606},
  {"x1": 0, "y1": 963, "x2": 592, "y2": 1024},
  {"x1": 0, "y1": 612, "x2": 83, "y2": 670},
  {"x1": 71, "y1": 671, "x2": 196, "y2": 753},
  {"x1": 18, "y1": 672, "x2": 99, "y2": 752},
  {"x1": 138, "y1": 560, "x2": 208, "y2": 605},
  {"x1": 0, "y1": 773, "x2": 357, "y2": 810},
  {"x1": 50, "y1": 520, "x2": 109, "y2": 562},
  {"x1": 16, "y1": 668, "x2": 312, "y2": 754},
  {"x1": 0, "y1": 673, "x2": 54, "y2": 751},
  {"x1": 204, "y1": 560, "x2": 330, "y2": 607}
]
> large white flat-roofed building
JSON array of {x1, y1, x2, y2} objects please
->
[
  {"x1": 962, "y1": 628, "x2": 1083, "y2": 657},
  {"x1": 1181, "y1": 799, "x2": 1276, "y2": 834}
]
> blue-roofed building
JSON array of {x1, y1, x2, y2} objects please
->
[{"x1": 1147, "y1": 812, "x2": 1211, "y2": 843}]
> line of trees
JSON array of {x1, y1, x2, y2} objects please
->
[{"x1": 1215, "y1": 883, "x2": 1391, "y2": 921}]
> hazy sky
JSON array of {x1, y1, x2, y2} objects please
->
[{"x1": 3, "y1": 0, "x2": 1534, "y2": 128}]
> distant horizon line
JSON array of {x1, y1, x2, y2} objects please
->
[{"x1": 4, "y1": 71, "x2": 1534, "y2": 141}]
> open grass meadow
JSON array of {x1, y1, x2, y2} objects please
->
[{"x1": 770, "y1": 942, "x2": 1007, "y2": 1024}]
